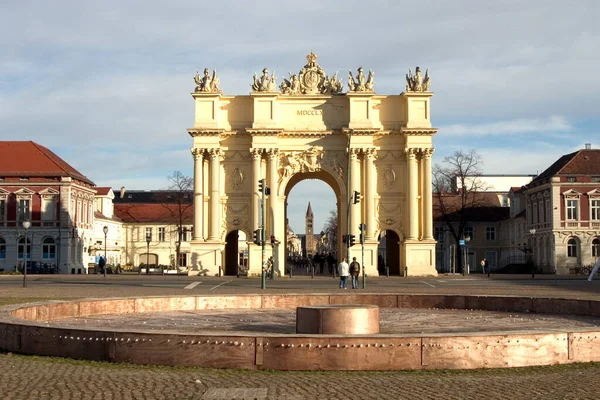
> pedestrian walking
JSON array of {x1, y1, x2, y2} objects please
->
[
  {"x1": 349, "y1": 257, "x2": 360, "y2": 289},
  {"x1": 338, "y1": 258, "x2": 349, "y2": 289},
  {"x1": 481, "y1": 258, "x2": 488, "y2": 274}
]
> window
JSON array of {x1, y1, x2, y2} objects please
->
[
  {"x1": 145, "y1": 227, "x2": 153, "y2": 241},
  {"x1": 179, "y1": 228, "x2": 188, "y2": 242},
  {"x1": 593, "y1": 238, "x2": 600, "y2": 258},
  {"x1": 485, "y1": 227, "x2": 496, "y2": 241},
  {"x1": 0, "y1": 199, "x2": 5, "y2": 224},
  {"x1": 567, "y1": 176, "x2": 577, "y2": 182},
  {"x1": 42, "y1": 237, "x2": 56, "y2": 260},
  {"x1": 178, "y1": 253, "x2": 187, "y2": 267},
  {"x1": 0, "y1": 237, "x2": 5, "y2": 259},
  {"x1": 158, "y1": 227, "x2": 166, "y2": 242},
  {"x1": 41, "y1": 197, "x2": 57, "y2": 226},
  {"x1": 463, "y1": 226, "x2": 473, "y2": 240},
  {"x1": 18, "y1": 199, "x2": 31, "y2": 221},
  {"x1": 18, "y1": 237, "x2": 31, "y2": 260},
  {"x1": 566, "y1": 199, "x2": 579, "y2": 220},
  {"x1": 567, "y1": 238, "x2": 577, "y2": 258},
  {"x1": 591, "y1": 199, "x2": 600, "y2": 221},
  {"x1": 434, "y1": 227, "x2": 445, "y2": 242},
  {"x1": 592, "y1": 176, "x2": 600, "y2": 183}
]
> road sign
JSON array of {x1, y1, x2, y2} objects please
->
[{"x1": 459, "y1": 239, "x2": 465, "y2": 246}]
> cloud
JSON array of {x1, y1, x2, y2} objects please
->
[{"x1": 439, "y1": 115, "x2": 572, "y2": 136}]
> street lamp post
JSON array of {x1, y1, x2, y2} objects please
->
[
  {"x1": 22, "y1": 220, "x2": 31, "y2": 288},
  {"x1": 146, "y1": 234, "x2": 151, "y2": 275},
  {"x1": 529, "y1": 228, "x2": 536, "y2": 278},
  {"x1": 103, "y1": 226, "x2": 108, "y2": 278}
]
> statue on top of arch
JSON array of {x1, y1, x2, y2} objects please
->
[
  {"x1": 348, "y1": 67, "x2": 374, "y2": 92},
  {"x1": 279, "y1": 52, "x2": 344, "y2": 95},
  {"x1": 194, "y1": 68, "x2": 221, "y2": 93},
  {"x1": 252, "y1": 68, "x2": 278, "y2": 92},
  {"x1": 405, "y1": 66, "x2": 431, "y2": 92}
]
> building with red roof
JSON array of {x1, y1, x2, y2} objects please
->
[{"x1": 0, "y1": 141, "x2": 96, "y2": 274}]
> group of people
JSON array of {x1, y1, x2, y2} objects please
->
[
  {"x1": 337, "y1": 257, "x2": 362, "y2": 289},
  {"x1": 287, "y1": 253, "x2": 338, "y2": 275}
]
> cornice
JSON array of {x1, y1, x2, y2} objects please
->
[
  {"x1": 398, "y1": 128, "x2": 438, "y2": 136},
  {"x1": 187, "y1": 128, "x2": 225, "y2": 137},
  {"x1": 245, "y1": 129, "x2": 284, "y2": 136},
  {"x1": 342, "y1": 128, "x2": 381, "y2": 135}
]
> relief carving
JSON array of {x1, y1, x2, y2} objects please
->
[
  {"x1": 279, "y1": 52, "x2": 343, "y2": 95},
  {"x1": 405, "y1": 66, "x2": 431, "y2": 92},
  {"x1": 194, "y1": 68, "x2": 221, "y2": 93},
  {"x1": 382, "y1": 166, "x2": 396, "y2": 189},
  {"x1": 229, "y1": 167, "x2": 244, "y2": 190}
]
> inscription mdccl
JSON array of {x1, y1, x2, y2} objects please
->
[{"x1": 297, "y1": 109, "x2": 323, "y2": 116}]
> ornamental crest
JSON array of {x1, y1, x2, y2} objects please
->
[{"x1": 280, "y1": 52, "x2": 343, "y2": 95}]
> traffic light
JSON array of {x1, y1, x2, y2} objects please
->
[
  {"x1": 358, "y1": 224, "x2": 365, "y2": 245},
  {"x1": 353, "y1": 191, "x2": 361, "y2": 204},
  {"x1": 270, "y1": 234, "x2": 275, "y2": 245},
  {"x1": 253, "y1": 229, "x2": 262, "y2": 245},
  {"x1": 342, "y1": 234, "x2": 347, "y2": 244},
  {"x1": 258, "y1": 179, "x2": 270, "y2": 195},
  {"x1": 348, "y1": 234, "x2": 356, "y2": 247}
]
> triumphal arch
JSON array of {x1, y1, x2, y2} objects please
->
[{"x1": 187, "y1": 53, "x2": 437, "y2": 277}]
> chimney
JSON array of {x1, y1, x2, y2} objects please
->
[
  {"x1": 120, "y1": 186, "x2": 125, "y2": 198},
  {"x1": 585, "y1": 143, "x2": 592, "y2": 150}
]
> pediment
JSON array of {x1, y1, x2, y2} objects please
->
[
  {"x1": 587, "y1": 189, "x2": 600, "y2": 197},
  {"x1": 39, "y1": 188, "x2": 60, "y2": 196},
  {"x1": 0, "y1": 188, "x2": 10, "y2": 196},
  {"x1": 14, "y1": 188, "x2": 35, "y2": 195}
]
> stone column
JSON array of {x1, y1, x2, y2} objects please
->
[
  {"x1": 251, "y1": 149, "x2": 262, "y2": 231},
  {"x1": 364, "y1": 148, "x2": 376, "y2": 239},
  {"x1": 406, "y1": 148, "x2": 418, "y2": 240},
  {"x1": 350, "y1": 148, "x2": 361, "y2": 238},
  {"x1": 191, "y1": 148, "x2": 204, "y2": 241},
  {"x1": 267, "y1": 149, "x2": 279, "y2": 239},
  {"x1": 208, "y1": 148, "x2": 221, "y2": 241},
  {"x1": 421, "y1": 148, "x2": 434, "y2": 240}
]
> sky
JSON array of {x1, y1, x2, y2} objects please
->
[{"x1": 1, "y1": 1, "x2": 599, "y2": 234}]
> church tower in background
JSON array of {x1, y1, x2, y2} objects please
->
[{"x1": 305, "y1": 202, "x2": 315, "y2": 257}]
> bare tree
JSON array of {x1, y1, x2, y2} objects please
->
[
  {"x1": 433, "y1": 150, "x2": 490, "y2": 271},
  {"x1": 322, "y1": 208, "x2": 338, "y2": 254},
  {"x1": 164, "y1": 171, "x2": 193, "y2": 268}
]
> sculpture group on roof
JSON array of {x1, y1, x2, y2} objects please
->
[
  {"x1": 405, "y1": 67, "x2": 431, "y2": 92},
  {"x1": 194, "y1": 53, "x2": 432, "y2": 94},
  {"x1": 194, "y1": 68, "x2": 221, "y2": 93}
]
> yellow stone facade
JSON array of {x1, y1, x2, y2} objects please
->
[{"x1": 187, "y1": 55, "x2": 437, "y2": 277}]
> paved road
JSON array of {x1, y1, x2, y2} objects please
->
[{"x1": 2, "y1": 273, "x2": 600, "y2": 399}]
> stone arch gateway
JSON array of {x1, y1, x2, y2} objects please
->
[{"x1": 187, "y1": 53, "x2": 437, "y2": 277}]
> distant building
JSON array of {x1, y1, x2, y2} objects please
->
[{"x1": 521, "y1": 146, "x2": 600, "y2": 273}]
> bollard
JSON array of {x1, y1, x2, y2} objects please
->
[
  {"x1": 311, "y1": 265, "x2": 314, "y2": 279},
  {"x1": 289, "y1": 265, "x2": 293, "y2": 279},
  {"x1": 386, "y1": 266, "x2": 389, "y2": 277},
  {"x1": 404, "y1": 266, "x2": 408, "y2": 277}
]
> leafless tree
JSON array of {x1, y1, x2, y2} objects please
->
[
  {"x1": 433, "y1": 150, "x2": 490, "y2": 271},
  {"x1": 322, "y1": 208, "x2": 338, "y2": 253},
  {"x1": 163, "y1": 171, "x2": 193, "y2": 268}
]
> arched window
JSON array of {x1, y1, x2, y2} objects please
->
[
  {"x1": 42, "y1": 237, "x2": 56, "y2": 260},
  {"x1": 593, "y1": 238, "x2": 600, "y2": 258},
  {"x1": 18, "y1": 237, "x2": 31, "y2": 260},
  {"x1": 567, "y1": 238, "x2": 578, "y2": 258},
  {"x1": 0, "y1": 237, "x2": 6, "y2": 259}
]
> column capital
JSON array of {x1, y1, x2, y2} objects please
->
[
  {"x1": 267, "y1": 148, "x2": 279, "y2": 159},
  {"x1": 251, "y1": 148, "x2": 264, "y2": 159},
  {"x1": 208, "y1": 148, "x2": 221, "y2": 159},
  {"x1": 350, "y1": 148, "x2": 361, "y2": 159},
  {"x1": 404, "y1": 147, "x2": 418, "y2": 159},
  {"x1": 190, "y1": 147, "x2": 205, "y2": 160},
  {"x1": 363, "y1": 148, "x2": 377, "y2": 159},
  {"x1": 419, "y1": 147, "x2": 434, "y2": 159}
]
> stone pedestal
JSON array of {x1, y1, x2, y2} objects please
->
[{"x1": 296, "y1": 305, "x2": 380, "y2": 334}]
